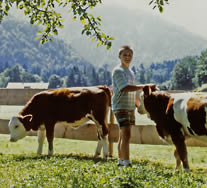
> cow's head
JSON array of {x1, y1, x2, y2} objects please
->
[
  {"x1": 136, "y1": 84, "x2": 160, "y2": 114},
  {"x1": 8, "y1": 114, "x2": 33, "y2": 142}
]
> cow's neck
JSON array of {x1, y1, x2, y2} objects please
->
[{"x1": 144, "y1": 94, "x2": 170, "y2": 123}]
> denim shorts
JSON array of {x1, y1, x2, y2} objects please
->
[{"x1": 114, "y1": 110, "x2": 135, "y2": 129}]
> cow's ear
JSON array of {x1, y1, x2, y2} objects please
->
[
  {"x1": 22, "y1": 114, "x2": 33, "y2": 131},
  {"x1": 23, "y1": 114, "x2": 33, "y2": 122},
  {"x1": 143, "y1": 86, "x2": 152, "y2": 96},
  {"x1": 18, "y1": 114, "x2": 33, "y2": 131}
]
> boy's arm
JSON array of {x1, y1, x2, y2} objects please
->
[{"x1": 122, "y1": 84, "x2": 156, "y2": 92}]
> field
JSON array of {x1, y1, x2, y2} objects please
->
[{"x1": 0, "y1": 134, "x2": 207, "y2": 187}]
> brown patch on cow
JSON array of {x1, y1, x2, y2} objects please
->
[
  {"x1": 143, "y1": 87, "x2": 172, "y2": 138},
  {"x1": 187, "y1": 97, "x2": 207, "y2": 135},
  {"x1": 142, "y1": 87, "x2": 207, "y2": 170},
  {"x1": 18, "y1": 86, "x2": 111, "y2": 137}
]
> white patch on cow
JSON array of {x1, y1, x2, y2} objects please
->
[
  {"x1": 86, "y1": 111, "x2": 109, "y2": 158},
  {"x1": 94, "y1": 140, "x2": 103, "y2": 157},
  {"x1": 86, "y1": 113, "x2": 103, "y2": 136},
  {"x1": 8, "y1": 116, "x2": 27, "y2": 142},
  {"x1": 136, "y1": 90, "x2": 147, "y2": 114},
  {"x1": 101, "y1": 136, "x2": 109, "y2": 158},
  {"x1": 94, "y1": 136, "x2": 108, "y2": 158},
  {"x1": 172, "y1": 93, "x2": 197, "y2": 136},
  {"x1": 60, "y1": 117, "x2": 90, "y2": 128},
  {"x1": 37, "y1": 125, "x2": 46, "y2": 155}
]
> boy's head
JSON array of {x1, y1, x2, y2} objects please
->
[
  {"x1": 118, "y1": 45, "x2": 133, "y2": 67},
  {"x1": 118, "y1": 45, "x2": 133, "y2": 57}
]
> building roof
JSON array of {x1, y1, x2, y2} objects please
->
[{"x1": 6, "y1": 82, "x2": 49, "y2": 89}]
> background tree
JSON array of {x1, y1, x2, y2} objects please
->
[
  {"x1": 170, "y1": 56, "x2": 197, "y2": 90},
  {"x1": 22, "y1": 72, "x2": 41, "y2": 82},
  {"x1": 48, "y1": 74, "x2": 63, "y2": 88},
  {"x1": 194, "y1": 49, "x2": 207, "y2": 86},
  {"x1": 136, "y1": 64, "x2": 146, "y2": 84},
  {"x1": 66, "y1": 72, "x2": 76, "y2": 87},
  {"x1": 4, "y1": 64, "x2": 23, "y2": 82}
]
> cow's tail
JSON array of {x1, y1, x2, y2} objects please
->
[
  {"x1": 97, "y1": 85, "x2": 112, "y2": 107},
  {"x1": 97, "y1": 85, "x2": 115, "y2": 127}
]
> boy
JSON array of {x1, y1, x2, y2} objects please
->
[{"x1": 112, "y1": 45, "x2": 153, "y2": 167}]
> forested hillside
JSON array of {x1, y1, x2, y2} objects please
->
[
  {"x1": 0, "y1": 18, "x2": 112, "y2": 88},
  {"x1": 1, "y1": 17, "x2": 206, "y2": 90}
]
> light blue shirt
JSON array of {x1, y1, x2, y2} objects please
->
[{"x1": 112, "y1": 64, "x2": 136, "y2": 111}]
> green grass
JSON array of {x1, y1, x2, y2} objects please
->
[{"x1": 0, "y1": 134, "x2": 207, "y2": 187}]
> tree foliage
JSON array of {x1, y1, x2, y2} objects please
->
[
  {"x1": 0, "y1": 0, "x2": 114, "y2": 49},
  {"x1": 48, "y1": 74, "x2": 63, "y2": 88},
  {"x1": 0, "y1": 0, "x2": 167, "y2": 49},
  {"x1": 170, "y1": 56, "x2": 197, "y2": 90},
  {"x1": 195, "y1": 49, "x2": 207, "y2": 86},
  {"x1": 149, "y1": 0, "x2": 169, "y2": 13}
]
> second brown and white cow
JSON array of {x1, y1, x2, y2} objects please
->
[
  {"x1": 137, "y1": 85, "x2": 207, "y2": 171},
  {"x1": 8, "y1": 85, "x2": 111, "y2": 158}
]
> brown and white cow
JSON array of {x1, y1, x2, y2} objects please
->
[
  {"x1": 8, "y1": 85, "x2": 111, "y2": 158},
  {"x1": 137, "y1": 85, "x2": 207, "y2": 171}
]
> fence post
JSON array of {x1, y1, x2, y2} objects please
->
[{"x1": 108, "y1": 108, "x2": 115, "y2": 157}]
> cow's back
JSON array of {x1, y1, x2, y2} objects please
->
[
  {"x1": 170, "y1": 92, "x2": 207, "y2": 136},
  {"x1": 19, "y1": 87, "x2": 110, "y2": 124}
]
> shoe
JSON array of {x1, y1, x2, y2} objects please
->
[
  {"x1": 124, "y1": 163, "x2": 132, "y2": 168},
  {"x1": 117, "y1": 163, "x2": 123, "y2": 167},
  {"x1": 117, "y1": 159, "x2": 124, "y2": 166}
]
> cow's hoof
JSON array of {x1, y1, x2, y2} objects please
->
[
  {"x1": 48, "y1": 150, "x2": 54, "y2": 156},
  {"x1": 94, "y1": 152, "x2": 100, "y2": 158},
  {"x1": 183, "y1": 168, "x2": 191, "y2": 173},
  {"x1": 37, "y1": 149, "x2": 43, "y2": 155},
  {"x1": 103, "y1": 154, "x2": 108, "y2": 159}
]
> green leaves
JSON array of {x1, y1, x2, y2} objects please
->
[
  {"x1": 149, "y1": 0, "x2": 169, "y2": 13},
  {"x1": 0, "y1": 0, "x2": 114, "y2": 49}
]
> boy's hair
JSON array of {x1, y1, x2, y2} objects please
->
[{"x1": 118, "y1": 45, "x2": 133, "y2": 56}]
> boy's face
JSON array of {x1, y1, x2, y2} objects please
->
[{"x1": 119, "y1": 49, "x2": 133, "y2": 68}]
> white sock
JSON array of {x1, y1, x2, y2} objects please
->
[
  {"x1": 117, "y1": 158, "x2": 124, "y2": 165},
  {"x1": 123, "y1": 160, "x2": 131, "y2": 166}
]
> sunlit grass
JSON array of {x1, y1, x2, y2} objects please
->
[{"x1": 0, "y1": 134, "x2": 207, "y2": 187}]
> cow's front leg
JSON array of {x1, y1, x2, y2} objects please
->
[
  {"x1": 174, "y1": 149, "x2": 181, "y2": 169},
  {"x1": 94, "y1": 139, "x2": 103, "y2": 157},
  {"x1": 45, "y1": 123, "x2": 55, "y2": 156},
  {"x1": 171, "y1": 130, "x2": 189, "y2": 171},
  {"x1": 101, "y1": 135, "x2": 108, "y2": 159},
  {"x1": 37, "y1": 125, "x2": 46, "y2": 155},
  {"x1": 94, "y1": 126, "x2": 108, "y2": 159},
  {"x1": 94, "y1": 136, "x2": 108, "y2": 159}
]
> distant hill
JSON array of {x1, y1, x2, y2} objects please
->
[
  {"x1": 58, "y1": 6, "x2": 207, "y2": 68},
  {"x1": 0, "y1": 17, "x2": 93, "y2": 78}
]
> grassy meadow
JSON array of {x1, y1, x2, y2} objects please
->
[
  {"x1": 0, "y1": 134, "x2": 207, "y2": 187},
  {"x1": 0, "y1": 105, "x2": 207, "y2": 187}
]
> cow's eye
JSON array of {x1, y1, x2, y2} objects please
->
[{"x1": 14, "y1": 125, "x2": 19, "y2": 129}]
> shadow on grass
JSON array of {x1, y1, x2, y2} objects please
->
[{"x1": 10, "y1": 152, "x2": 117, "y2": 164}]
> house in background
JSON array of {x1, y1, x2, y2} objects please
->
[{"x1": 6, "y1": 82, "x2": 49, "y2": 89}]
